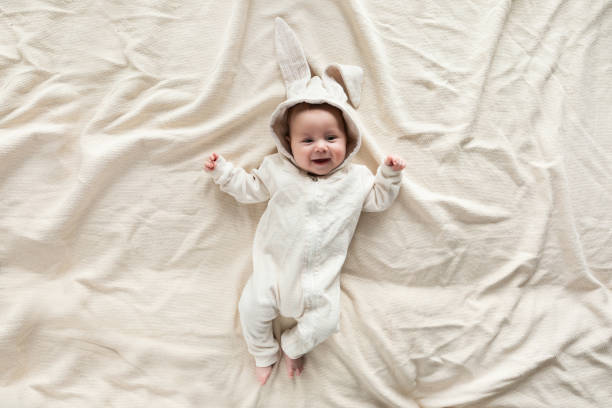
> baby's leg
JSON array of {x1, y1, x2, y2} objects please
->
[
  {"x1": 238, "y1": 278, "x2": 280, "y2": 384},
  {"x1": 280, "y1": 303, "x2": 339, "y2": 377}
]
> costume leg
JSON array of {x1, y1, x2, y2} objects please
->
[
  {"x1": 238, "y1": 277, "x2": 280, "y2": 367},
  {"x1": 280, "y1": 295, "x2": 339, "y2": 359}
]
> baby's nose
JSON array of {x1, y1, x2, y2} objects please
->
[{"x1": 314, "y1": 140, "x2": 327, "y2": 151}]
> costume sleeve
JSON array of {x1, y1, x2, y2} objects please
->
[
  {"x1": 209, "y1": 155, "x2": 271, "y2": 204},
  {"x1": 362, "y1": 164, "x2": 402, "y2": 212}
]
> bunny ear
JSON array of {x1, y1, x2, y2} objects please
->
[
  {"x1": 323, "y1": 64, "x2": 364, "y2": 108},
  {"x1": 275, "y1": 17, "x2": 311, "y2": 92}
]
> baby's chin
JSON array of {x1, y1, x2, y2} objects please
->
[{"x1": 302, "y1": 161, "x2": 346, "y2": 176}]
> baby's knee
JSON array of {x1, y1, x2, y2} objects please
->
[
  {"x1": 316, "y1": 310, "x2": 340, "y2": 340},
  {"x1": 238, "y1": 286, "x2": 276, "y2": 322}
]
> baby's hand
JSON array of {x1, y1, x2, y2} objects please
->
[
  {"x1": 384, "y1": 155, "x2": 406, "y2": 171},
  {"x1": 204, "y1": 152, "x2": 219, "y2": 171}
]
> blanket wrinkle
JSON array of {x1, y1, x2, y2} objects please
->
[
  {"x1": 68, "y1": 336, "x2": 149, "y2": 375},
  {"x1": 329, "y1": 325, "x2": 419, "y2": 407},
  {"x1": 476, "y1": 251, "x2": 540, "y2": 292},
  {"x1": 460, "y1": 141, "x2": 528, "y2": 183},
  {"x1": 338, "y1": 1, "x2": 417, "y2": 130},
  {"x1": 404, "y1": 180, "x2": 513, "y2": 225}
]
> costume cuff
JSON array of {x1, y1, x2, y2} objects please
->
[
  {"x1": 380, "y1": 162, "x2": 403, "y2": 179},
  {"x1": 210, "y1": 155, "x2": 231, "y2": 184}
]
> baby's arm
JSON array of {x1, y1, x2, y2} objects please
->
[
  {"x1": 204, "y1": 152, "x2": 271, "y2": 203},
  {"x1": 362, "y1": 155, "x2": 406, "y2": 212}
]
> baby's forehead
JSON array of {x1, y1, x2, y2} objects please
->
[{"x1": 288, "y1": 103, "x2": 345, "y2": 126}]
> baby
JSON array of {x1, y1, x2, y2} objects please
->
[{"x1": 204, "y1": 18, "x2": 406, "y2": 385}]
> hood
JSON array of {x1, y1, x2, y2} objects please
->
[{"x1": 270, "y1": 18, "x2": 365, "y2": 174}]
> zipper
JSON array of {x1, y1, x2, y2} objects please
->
[{"x1": 308, "y1": 174, "x2": 318, "y2": 302}]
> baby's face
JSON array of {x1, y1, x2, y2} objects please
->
[{"x1": 286, "y1": 105, "x2": 347, "y2": 176}]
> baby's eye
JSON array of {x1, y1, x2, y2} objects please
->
[
  {"x1": 302, "y1": 139, "x2": 313, "y2": 143},
  {"x1": 326, "y1": 135, "x2": 337, "y2": 141}
]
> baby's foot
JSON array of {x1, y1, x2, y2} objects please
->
[
  {"x1": 255, "y1": 365, "x2": 273, "y2": 385},
  {"x1": 283, "y1": 352, "x2": 304, "y2": 378}
]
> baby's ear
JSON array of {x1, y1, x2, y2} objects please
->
[{"x1": 284, "y1": 134, "x2": 292, "y2": 149}]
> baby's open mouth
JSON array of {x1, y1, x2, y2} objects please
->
[{"x1": 312, "y1": 158, "x2": 331, "y2": 164}]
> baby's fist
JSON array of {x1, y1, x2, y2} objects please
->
[
  {"x1": 384, "y1": 155, "x2": 406, "y2": 171},
  {"x1": 204, "y1": 153, "x2": 219, "y2": 171}
]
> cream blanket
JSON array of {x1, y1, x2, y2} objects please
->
[{"x1": 1, "y1": 1, "x2": 611, "y2": 407}]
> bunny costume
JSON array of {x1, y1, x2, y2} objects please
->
[{"x1": 209, "y1": 18, "x2": 402, "y2": 366}]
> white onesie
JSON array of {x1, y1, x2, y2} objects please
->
[
  {"x1": 210, "y1": 152, "x2": 402, "y2": 366},
  {"x1": 208, "y1": 17, "x2": 403, "y2": 366}
]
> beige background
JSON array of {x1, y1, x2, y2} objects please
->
[{"x1": 1, "y1": 0, "x2": 611, "y2": 407}]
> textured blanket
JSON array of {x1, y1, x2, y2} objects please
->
[{"x1": 1, "y1": 1, "x2": 611, "y2": 407}]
